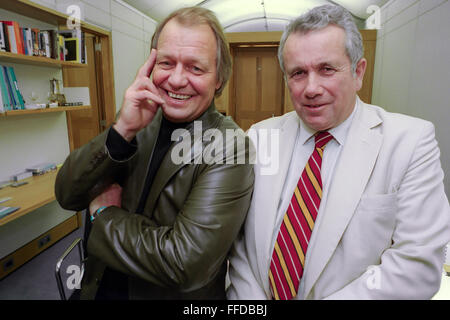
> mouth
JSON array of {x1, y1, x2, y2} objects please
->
[
  {"x1": 304, "y1": 103, "x2": 326, "y2": 108},
  {"x1": 167, "y1": 90, "x2": 192, "y2": 101}
]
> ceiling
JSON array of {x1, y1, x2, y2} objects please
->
[{"x1": 122, "y1": 0, "x2": 389, "y2": 32}]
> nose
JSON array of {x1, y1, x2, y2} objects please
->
[
  {"x1": 168, "y1": 64, "x2": 188, "y2": 89},
  {"x1": 304, "y1": 73, "x2": 323, "y2": 99}
]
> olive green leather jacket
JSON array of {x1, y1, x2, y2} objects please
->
[{"x1": 55, "y1": 104, "x2": 254, "y2": 299}]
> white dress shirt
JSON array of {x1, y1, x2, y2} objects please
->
[{"x1": 271, "y1": 101, "x2": 359, "y2": 299}]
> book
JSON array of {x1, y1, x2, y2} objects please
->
[
  {"x1": 0, "y1": 22, "x2": 6, "y2": 52},
  {"x1": 19, "y1": 27, "x2": 25, "y2": 54},
  {"x1": 47, "y1": 30, "x2": 59, "y2": 59},
  {"x1": 1, "y1": 21, "x2": 23, "y2": 54},
  {"x1": 0, "y1": 206, "x2": 20, "y2": 219},
  {"x1": 6, "y1": 24, "x2": 17, "y2": 53},
  {"x1": 31, "y1": 28, "x2": 39, "y2": 56},
  {"x1": 59, "y1": 29, "x2": 84, "y2": 63},
  {"x1": 64, "y1": 37, "x2": 80, "y2": 62},
  {"x1": 0, "y1": 66, "x2": 11, "y2": 111},
  {"x1": 57, "y1": 35, "x2": 65, "y2": 61},
  {"x1": 0, "y1": 81, "x2": 4, "y2": 113},
  {"x1": 1, "y1": 65, "x2": 17, "y2": 109},
  {"x1": 41, "y1": 30, "x2": 50, "y2": 58},
  {"x1": 24, "y1": 28, "x2": 33, "y2": 56},
  {"x1": 2, "y1": 23, "x2": 10, "y2": 52},
  {"x1": 7, "y1": 66, "x2": 25, "y2": 109}
]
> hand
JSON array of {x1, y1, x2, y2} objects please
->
[
  {"x1": 89, "y1": 183, "x2": 122, "y2": 216},
  {"x1": 114, "y1": 49, "x2": 164, "y2": 142}
]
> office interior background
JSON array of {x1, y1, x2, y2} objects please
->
[{"x1": 0, "y1": 0, "x2": 449, "y2": 299}]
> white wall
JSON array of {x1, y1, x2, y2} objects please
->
[{"x1": 370, "y1": 0, "x2": 450, "y2": 195}]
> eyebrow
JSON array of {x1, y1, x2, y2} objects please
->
[{"x1": 157, "y1": 51, "x2": 211, "y2": 69}]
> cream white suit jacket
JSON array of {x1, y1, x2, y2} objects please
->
[{"x1": 227, "y1": 98, "x2": 450, "y2": 299}]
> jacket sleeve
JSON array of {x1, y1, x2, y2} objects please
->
[
  {"x1": 87, "y1": 160, "x2": 254, "y2": 292},
  {"x1": 325, "y1": 121, "x2": 450, "y2": 299},
  {"x1": 55, "y1": 127, "x2": 131, "y2": 211}
]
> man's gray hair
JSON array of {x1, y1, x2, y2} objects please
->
[{"x1": 278, "y1": 4, "x2": 364, "y2": 75}]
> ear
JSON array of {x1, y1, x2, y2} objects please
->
[
  {"x1": 215, "y1": 79, "x2": 222, "y2": 91},
  {"x1": 354, "y1": 58, "x2": 367, "y2": 91}
]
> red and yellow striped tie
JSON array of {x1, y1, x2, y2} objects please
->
[{"x1": 269, "y1": 131, "x2": 333, "y2": 300}]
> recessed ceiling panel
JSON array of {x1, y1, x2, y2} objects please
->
[
  {"x1": 122, "y1": 0, "x2": 390, "y2": 31},
  {"x1": 264, "y1": 0, "x2": 329, "y2": 20},
  {"x1": 202, "y1": 0, "x2": 264, "y2": 28}
]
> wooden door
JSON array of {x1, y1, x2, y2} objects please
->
[
  {"x1": 62, "y1": 33, "x2": 101, "y2": 151},
  {"x1": 231, "y1": 46, "x2": 284, "y2": 131},
  {"x1": 358, "y1": 30, "x2": 377, "y2": 104}
]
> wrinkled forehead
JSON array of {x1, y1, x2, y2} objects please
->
[{"x1": 284, "y1": 26, "x2": 349, "y2": 64}]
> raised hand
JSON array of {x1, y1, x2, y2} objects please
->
[{"x1": 113, "y1": 49, "x2": 164, "y2": 141}]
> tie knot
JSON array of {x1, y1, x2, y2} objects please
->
[{"x1": 315, "y1": 131, "x2": 333, "y2": 149}]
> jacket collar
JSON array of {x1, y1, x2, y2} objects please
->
[{"x1": 142, "y1": 101, "x2": 221, "y2": 216}]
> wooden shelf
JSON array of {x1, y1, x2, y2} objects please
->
[
  {"x1": 0, "y1": 105, "x2": 91, "y2": 117},
  {"x1": 0, "y1": 170, "x2": 59, "y2": 226},
  {"x1": 0, "y1": 0, "x2": 109, "y2": 37},
  {"x1": 0, "y1": 51, "x2": 88, "y2": 68}
]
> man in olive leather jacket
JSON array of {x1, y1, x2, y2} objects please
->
[{"x1": 55, "y1": 7, "x2": 254, "y2": 300}]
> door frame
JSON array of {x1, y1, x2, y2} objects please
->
[
  {"x1": 223, "y1": 32, "x2": 282, "y2": 120},
  {"x1": 63, "y1": 30, "x2": 116, "y2": 151}
]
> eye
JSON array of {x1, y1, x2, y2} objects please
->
[
  {"x1": 190, "y1": 65, "x2": 203, "y2": 74},
  {"x1": 290, "y1": 69, "x2": 305, "y2": 79},
  {"x1": 321, "y1": 66, "x2": 336, "y2": 75},
  {"x1": 158, "y1": 60, "x2": 172, "y2": 68}
]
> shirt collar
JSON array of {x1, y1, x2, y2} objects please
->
[{"x1": 298, "y1": 99, "x2": 359, "y2": 146}]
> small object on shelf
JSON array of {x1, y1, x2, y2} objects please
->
[
  {"x1": 11, "y1": 181, "x2": 28, "y2": 187},
  {"x1": 60, "y1": 101, "x2": 82, "y2": 106},
  {"x1": 0, "y1": 206, "x2": 20, "y2": 219},
  {"x1": 0, "y1": 181, "x2": 12, "y2": 189},
  {"x1": 49, "y1": 78, "x2": 66, "y2": 106},
  {"x1": 0, "y1": 197, "x2": 11, "y2": 204},
  {"x1": 26, "y1": 162, "x2": 57, "y2": 175},
  {"x1": 10, "y1": 170, "x2": 32, "y2": 182},
  {"x1": 25, "y1": 103, "x2": 46, "y2": 110}
]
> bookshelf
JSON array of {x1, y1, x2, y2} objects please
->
[
  {"x1": 0, "y1": 51, "x2": 88, "y2": 68},
  {"x1": 1, "y1": 105, "x2": 90, "y2": 116},
  {"x1": 0, "y1": 0, "x2": 116, "y2": 278}
]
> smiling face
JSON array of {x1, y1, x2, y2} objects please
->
[
  {"x1": 152, "y1": 19, "x2": 221, "y2": 123},
  {"x1": 283, "y1": 25, "x2": 366, "y2": 131}
]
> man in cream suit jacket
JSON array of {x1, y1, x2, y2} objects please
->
[{"x1": 227, "y1": 4, "x2": 450, "y2": 300}]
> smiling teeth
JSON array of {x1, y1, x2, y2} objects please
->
[{"x1": 168, "y1": 92, "x2": 191, "y2": 100}]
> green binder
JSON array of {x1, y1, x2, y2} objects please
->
[
  {"x1": 8, "y1": 66, "x2": 25, "y2": 110},
  {"x1": 0, "y1": 65, "x2": 11, "y2": 111}
]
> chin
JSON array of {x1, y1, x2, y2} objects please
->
[{"x1": 161, "y1": 104, "x2": 193, "y2": 123}]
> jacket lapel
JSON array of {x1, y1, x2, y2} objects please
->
[
  {"x1": 253, "y1": 112, "x2": 300, "y2": 292},
  {"x1": 144, "y1": 104, "x2": 219, "y2": 215},
  {"x1": 126, "y1": 111, "x2": 161, "y2": 214},
  {"x1": 302, "y1": 100, "x2": 383, "y2": 298}
]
